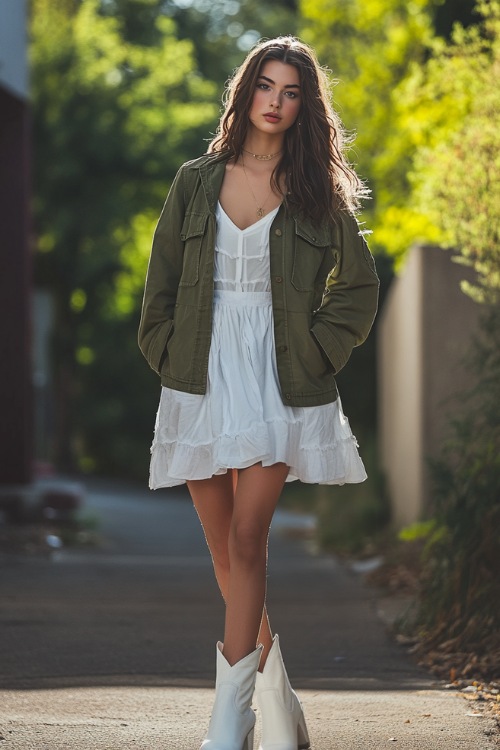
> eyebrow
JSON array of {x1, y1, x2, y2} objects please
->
[{"x1": 258, "y1": 75, "x2": 300, "y2": 89}]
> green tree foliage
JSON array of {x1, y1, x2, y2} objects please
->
[
  {"x1": 300, "y1": 0, "x2": 499, "y2": 275},
  {"x1": 404, "y1": 0, "x2": 500, "y2": 303},
  {"x1": 299, "y1": 0, "x2": 442, "y2": 262},
  {"x1": 31, "y1": 0, "x2": 218, "y2": 474},
  {"x1": 162, "y1": 0, "x2": 299, "y2": 84}
]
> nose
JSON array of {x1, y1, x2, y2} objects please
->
[{"x1": 270, "y1": 91, "x2": 281, "y2": 109}]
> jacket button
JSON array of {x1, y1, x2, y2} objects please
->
[
  {"x1": 275, "y1": 229, "x2": 282, "y2": 237},
  {"x1": 275, "y1": 276, "x2": 283, "y2": 283},
  {"x1": 285, "y1": 393, "x2": 291, "y2": 400}
]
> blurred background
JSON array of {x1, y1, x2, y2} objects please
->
[{"x1": 1, "y1": 0, "x2": 499, "y2": 674}]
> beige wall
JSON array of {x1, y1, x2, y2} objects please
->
[{"x1": 378, "y1": 245, "x2": 480, "y2": 528}]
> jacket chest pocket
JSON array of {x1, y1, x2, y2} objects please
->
[
  {"x1": 291, "y1": 226, "x2": 329, "y2": 292},
  {"x1": 179, "y1": 213, "x2": 208, "y2": 287}
]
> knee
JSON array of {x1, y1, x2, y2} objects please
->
[
  {"x1": 229, "y1": 521, "x2": 268, "y2": 567},
  {"x1": 203, "y1": 530, "x2": 229, "y2": 571}
]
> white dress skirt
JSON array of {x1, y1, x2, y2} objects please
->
[{"x1": 149, "y1": 202, "x2": 367, "y2": 489}]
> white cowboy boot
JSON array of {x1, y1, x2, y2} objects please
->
[
  {"x1": 255, "y1": 635, "x2": 310, "y2": 750},
  {"x1": 201, "y1": 641, "x2": 263, "y2": 750}
]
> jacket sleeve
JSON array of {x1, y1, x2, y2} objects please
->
[
  {"x1": 310, "y1": 210, "x2": 379, "y2": 374},
  {"x1": 138, "y1": 167, "x2": 186, "y2": 374}
]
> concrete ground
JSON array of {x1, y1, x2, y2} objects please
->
[{"x1": 0, "y1": 478, "x2": 496, "y2": 749}]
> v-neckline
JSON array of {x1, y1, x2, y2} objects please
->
[{"x1": 217, "y1": 201, "x2": 280, "y2": 233}]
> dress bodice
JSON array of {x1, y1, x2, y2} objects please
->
[{"x1": 214, "y1": 202, "x2": 280, "y2": 293}]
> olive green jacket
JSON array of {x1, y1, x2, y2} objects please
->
[{"x1": 138, "y1": 152, "x2": 379, "y2": 407}]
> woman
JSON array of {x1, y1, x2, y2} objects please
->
[{"x1": 139, "y1": 36, "x2": 379, "y2": 750}]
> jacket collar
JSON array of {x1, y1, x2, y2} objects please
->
[{"x1": 198, "y1": 152, "x2": 231, "y2": 214}]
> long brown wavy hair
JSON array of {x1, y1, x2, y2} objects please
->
[{"x1": 208, "y1": 36, "x2": 367, "y2": 222}]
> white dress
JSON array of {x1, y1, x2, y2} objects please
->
[{"x1": 149, "y1": 202, "x2": 367, "y2": 489}]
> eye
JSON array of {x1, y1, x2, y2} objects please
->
[
  {"x1": 257, "y1": 82, "x2": 271, "y2": 91},
  {"x1": 285, "y1": 91, "x2": 299, "y2": 99}
]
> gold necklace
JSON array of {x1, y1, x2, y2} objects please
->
[
  {"x1": 242, "y1": 147, "x2": 282, "y2": 162},
  {"x1": 241, "y1": 155, "x2": 273, "y2": 217}
]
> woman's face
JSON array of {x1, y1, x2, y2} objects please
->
[{"x1": 248, "y1": 60, "x2": 301, "y2": 137}]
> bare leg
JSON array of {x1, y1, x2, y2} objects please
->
[
  {"x1": 187, "y1": 465, "x2": 287, "y2": 668},
  {"x1": 223, "y1": 462, "x2": 289, "y2": 666},
  {"x1": 188, "y1": 471, "x2": 234, "y2": 601},
  {"x1": 233, "y1": 468, "x2": 274, "y2": 662}
]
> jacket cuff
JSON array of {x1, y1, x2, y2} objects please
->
[{"x1": 310, "y1": 321, "x2": 350, "y2": 375}]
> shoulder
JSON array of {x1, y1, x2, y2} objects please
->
[
  {"x1": 332, "y1": 208, "x2": 371, "y2": 241},
  {"x1": 171, "y1": 152, "x2": 230, "y2": 195},
  {"x1": 178, "y1": 151, "x2": 230, "y2": 175}
]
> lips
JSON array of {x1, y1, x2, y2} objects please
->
[{"x1": 263, "y1": 113, "x2": 281, "y2": 123}]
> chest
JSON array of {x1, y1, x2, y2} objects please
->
[{"x1": 218, "y1": 162, "x2": 283, "y2": 231}]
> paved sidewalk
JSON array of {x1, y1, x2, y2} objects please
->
[
  {"x1": 1, "y1": 683, "x2": 496, "y2": 749},
  {"x1": 0, "y1": 479, "x2": 496, "y2": 749}
]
